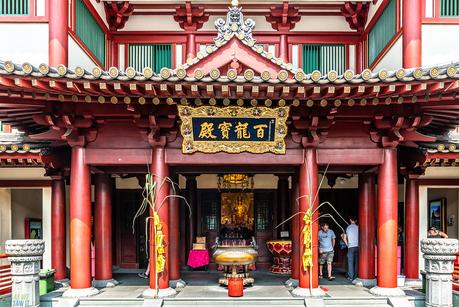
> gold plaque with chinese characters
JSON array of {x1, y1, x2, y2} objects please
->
[{"x1": 177, "y1": 105, "x2": 289, "y2": 154}]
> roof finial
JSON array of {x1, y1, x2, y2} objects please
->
[{"x1": 231, "y1": 0, "x2": 239, "y2": 7}]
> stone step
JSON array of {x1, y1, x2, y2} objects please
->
[
  {"x1": 78, "y1": 299, "x2": 144, "y2": 306},
  {"x1": 163, "y1": 299, "x2": 305, "y2": 306},
  {"x1": 324, "y1": 298, "x2": 390, "y2": 305}
]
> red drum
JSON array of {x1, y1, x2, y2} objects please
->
[{"x1": 266, "y1": 240, "x2": 292, "y2": 274}]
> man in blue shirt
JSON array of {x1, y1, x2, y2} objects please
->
[
  {"x1": 318, "y1": 223, "x2": 336, "y2": 281},
  {"x1": 342, "y1": 216, "x2": 359, "y2": 281}
]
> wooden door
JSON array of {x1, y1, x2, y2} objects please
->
[
  {"x1": 115, "y1": 189, "x2": 145, "y2": 268},
  {"x1": 254, "y1": 190, "x2": 276, "y2": 269}
]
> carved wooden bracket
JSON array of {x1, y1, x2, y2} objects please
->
[
  {"x1": 135, "y1": 113, "x2": 178, "y2": 147},
  {"x1": 174, "y1": 1, "x2": 209, "y2": 31},
  {"x1": 266, "y1": 1, "x2": 300, "y2": 31},
  {"x1": 341, "y1": 2, "x2": 370, "y2": 32},
  {"x1": 104, "y1": 1, "x2": 134, "y2": 31},
  {"x1": 31, "y1": 114, "x2": 97, "y2": 147},
  {"x1": 370, "y1": 114, "x2": 435, "y2": 148}
]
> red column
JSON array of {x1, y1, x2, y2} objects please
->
[
  {"x1": 149, "y1": 147, "x2": 170, "y2": 290},
  {"x1": 94, "y1": 174, "x2": 114, "y2": 282},
  {"x1": 291, "y1": 178, "x2": 300, "y2": 280},
  {"x1": 185, "y1": 175, "x2": 197, "y2": 261},
  {"x1": 357, "y1": 173, "x2": 376, "y2": 281},
  {"x1": 69, "y1": 147, "x2": 92, "y2": 289},
  {"x1": 186, "y1": 34, "x2": 196, "y2": 61},
  {"x1": 376, "y1": 148, "x2": 398, "y2": 289},
  {"x1": 51, "y1": 177, "x2": 66, "y2": 281},
  {"x1": 49, "y1": 0, "x2": 68, "y2": 66},
  {"x1": 279, "y1": 34, "x2": 288, "y2": 63},
  {"x1": 169, "y1": 177, "x2": 181, "y2": 281},
  {"x1": 297, "y1": 148, "x2": 319, "y2": 290},
  {"x1": 403, "y1": 0, "x2": 422, "y2": 68},
  {"x1": 404, "y1": 178, "x2": 419, "y2": 279}
]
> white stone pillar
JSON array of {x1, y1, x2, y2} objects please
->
[
  {"x1": 6, "y1": 239, "x2": 45, "y2": 307},
  {"x1": 421, "y1": 238, "x2": 459, "y2": 307}
]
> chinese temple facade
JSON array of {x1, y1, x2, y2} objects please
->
[{"x1": 0, "y1": 0, "x2": 459, "y2": 302}]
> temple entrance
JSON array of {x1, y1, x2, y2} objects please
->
[{"x1": 110, "y1": 169, "x2": 363, "y2": 289}]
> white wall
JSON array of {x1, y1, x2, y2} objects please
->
[
  {"x1": 0, "y1": 23, "x2": 48, "y2": 65},
  {"x1": 366, "y1": 0, "x2": 385, "y2": 29},
  {"x1": 89, "y1": 0, "x2": 108, "y2": 28},
  {"x1": 122, "y1": 13, "x2": 353, "y2": 33},
  {"x1": 0, "y1": 168, "x2": 46, "y2": 180},
  {"x1": 68, "y1": 35, "x2": 97, "y2": 70},
  {"x1": 0, "y1": 189, "x2": 11, "y2": 264},
  {"x1": 42, "y1": 187, "x2": 52, "y2": 269},
  {"x1": 372, "y1": 36, "x2": 402, "y2": 71},
  {"x1": 11, "y1": 189, "x2": 43, "y2": 239},
  {"x1": 422, "y1": 25, "x2": 459, "y2": 67}
]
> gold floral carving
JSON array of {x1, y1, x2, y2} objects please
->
[{"x1": 177, "y1": 105, "x2": 289, "y2": 154}]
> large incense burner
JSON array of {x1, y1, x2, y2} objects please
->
[{"x1": 212, "y1": 237, "x2": 258, "y2": 286}]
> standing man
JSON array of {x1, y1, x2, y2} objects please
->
[
  {"x1": 342, "y1": 216, "x2": 359, "y2": 281},
  {"x1": 318, "y1": 223, "x2": 336, "y2": 281}
]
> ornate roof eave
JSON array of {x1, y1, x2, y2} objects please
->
[{"x1": 1, "y1": 59, "x2": 458, "y2": 86}]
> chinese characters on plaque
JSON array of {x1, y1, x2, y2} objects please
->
[{"x1": 177, "y1": 105, "x2": 289, "y2": 154}]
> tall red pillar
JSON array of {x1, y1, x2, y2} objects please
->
[
  {"x1": 185, "y1": 175, "x2": 197, "y2": 262},
  {"x1": 292, "y1": 148, "x2": 323, "y2": 296},
  {"x1": 403, "y1": 0, "x2": 422, "y2": 68},
  {"x1": 371, "y1": 148, "x2": 404, "y2": 296},
  {"x1": 404, "y1": 178, "x2": 419, "y2": 280},
  {"x1": 145, "y1": 147, "x2": 175, "y2": 298},
  {"x1": 51, "y1": 177, "x2": 67, "y2": 281},
  {"x1": 357, "y1": 173, "x2": 376, "y2": 285},
  {"x1": 291, "y1": 178, "x2": 300, "y2": 281},
  {"x1": 94, "y1": 174, "x2": 117, "y2": 287},
  {"x1": 169, "y1": 175, "x2": 181, "y2": 282},
  {"x1": 64, "y1": 147, "x2": 98, "y2": 297},
  {"x1": 279, "y1": 34, "x2": 289, "y2": 63},
  {"x1": 49, "y1": 0, "x2": 68, "y2": 66},
  {"x1": 186, "y1": 34, "x2": 196, "y2": 61}
]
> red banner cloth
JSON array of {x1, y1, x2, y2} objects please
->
[{"x1": 187, "y1": 249, "x2": 210, "y2": 268}]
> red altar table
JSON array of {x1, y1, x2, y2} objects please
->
[{"x1": 187, "y1": 249, "x2": 210, "y2": 268}]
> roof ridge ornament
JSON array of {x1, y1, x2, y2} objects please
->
[{"x1": 214, "y1": 0, "x2": 255, "y2": 45}]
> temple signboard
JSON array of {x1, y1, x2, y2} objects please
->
[{"x1": 177, "y1": 105, "x2": 289, "y2": 154}]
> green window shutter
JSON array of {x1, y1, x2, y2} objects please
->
[
  {"x1": 302, "y1": 44, "x2": 345, "y2": 74},
  {"x1": 128, "y1": 44, "x2": 172, "y2": 73},
  {"x1": 440, "y1": 0, "x2": 459, "y2": 17},
  {"x1": 75, "y1": 0, "x2": 106, "y2": 66},
  {"x1": 0, "y1": 0, "x2": 29, "y2": 16},
  {"x1": 368, "y1": 0, "x2": 396, "y2": 66}
]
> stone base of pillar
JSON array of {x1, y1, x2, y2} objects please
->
[
  {"x1": 55, "y1": 278, "x2": 70, "y2": 288},
  {"x1": 93, "y1": 279, "x2": 119, "y2": 288},
  {"x1": 353, "y1": 278, "x2": 376, "y2": 287},
  {"x1": 369, "y1": 286, "x2": 405, "y2": 297},
  {"x1": 142, "y1": 287, "x2": 177, "y2": 298},
  {"x1": 170, "y1": 279, "x2": 186, "y2": 290},
  {"x1": 62, "y1": 287, "x2": 99, "y2": 298},
  {"x1": 285, "y1": 278, "x2": 299, "y2": 288},
  {"x1": 291, "y1": 286, "x2": 325, "y2": 297},
  {"x1": 404, "y1": 278, "x2": 422, "y2": 288}
]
